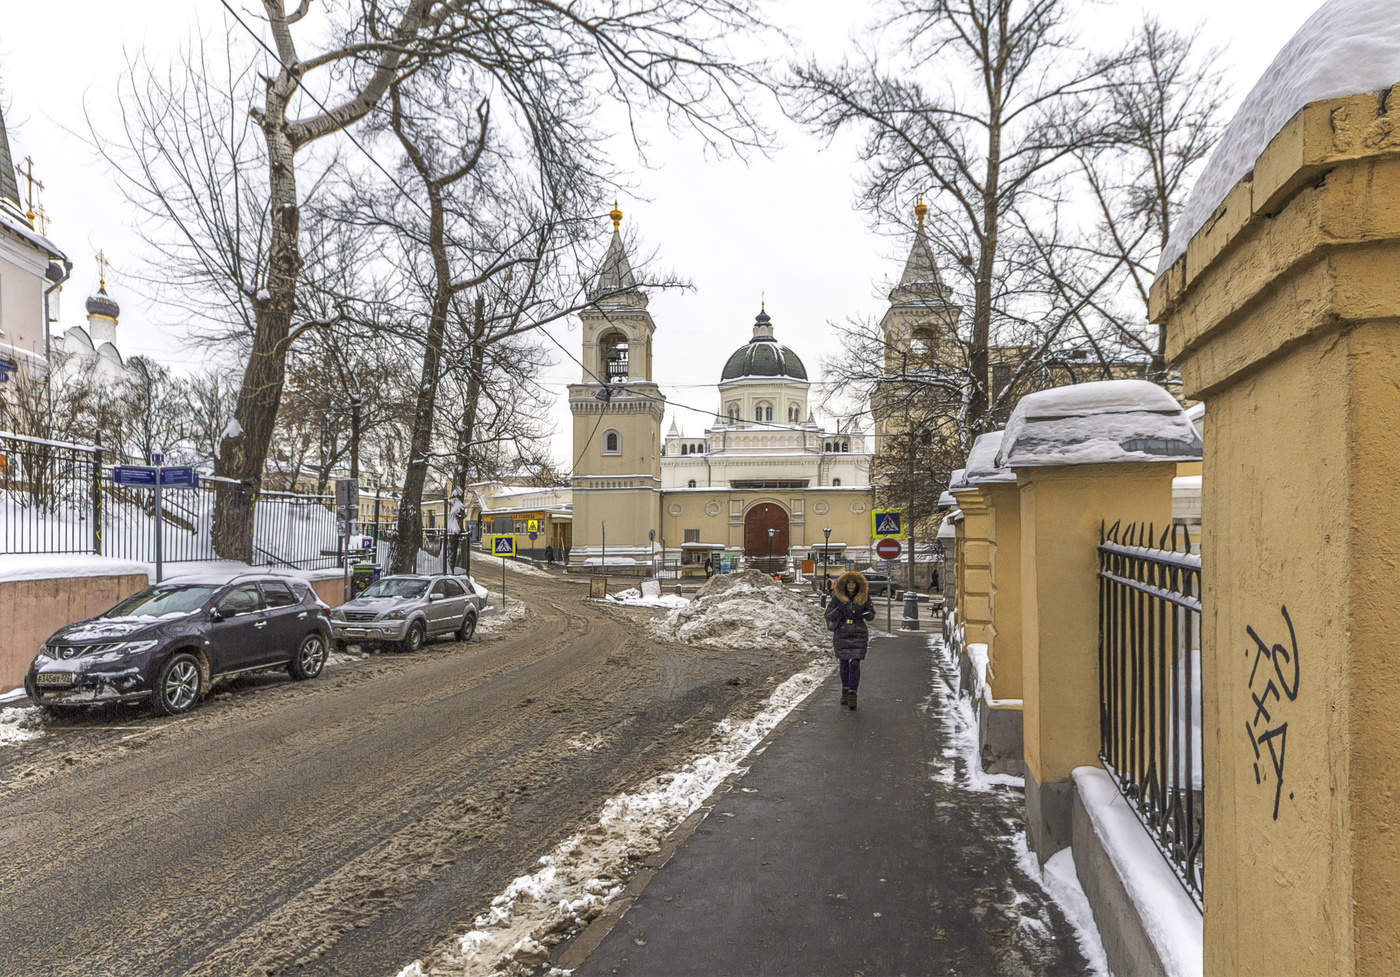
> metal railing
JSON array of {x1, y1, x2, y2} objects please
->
[
  {"x1": 1, "y1": 430, "x2": 341, "y2": 569},
  {"x1": 1097, "y1": 520, "x2": 1204, "y2": 909}
]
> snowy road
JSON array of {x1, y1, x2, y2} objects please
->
[{"x1": 0, "y1": 573, "x2": 816, "y2": 977}]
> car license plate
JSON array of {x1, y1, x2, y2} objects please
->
[{"x1": 36, "y1": 672, "x2": 75, "y2": 687}]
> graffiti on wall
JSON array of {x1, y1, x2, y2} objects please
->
[{"x1": 1244, "y1": 605, "x2": 1300, "y2": 820}]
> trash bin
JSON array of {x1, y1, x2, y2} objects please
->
[{"x1": 351, "y1": 562, "x2": 379, "y2": 597}]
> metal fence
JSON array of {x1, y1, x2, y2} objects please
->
[
  {"x1": 1097, "y1": 520, "x2": 1204, "y2": 909},
  {"x1": 0, "y1": 431, "x2": 341, "y2": 569}
]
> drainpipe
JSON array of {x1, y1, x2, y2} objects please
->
[{"x1": 43, "y1": 257, "x2": 72, "y2": 416}]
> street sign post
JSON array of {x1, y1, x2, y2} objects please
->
[
  {"x1": 492, "y1": 535, "x2": 515, "y2": 609},
  {"x1": 871, "y1": 508, "x2": 905, "y2": 538},
  {"x1": 112, "y1": 460, "x2": 200, "y2": 582}
]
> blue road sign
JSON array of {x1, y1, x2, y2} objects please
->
[
  {"x1": 492, "y1": 535, "x2": 516, "y2": 556},
  {"x1": 112, "y1": 466, "x2": 159, "y2": 486},
  {"x1": 159, "y1": 466, "x2": 198, "y2": 487}
]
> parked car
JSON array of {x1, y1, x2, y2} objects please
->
[
  {"x1": 859, "y1": 569, "x2": 896, "y2": 597},
  {"x1": 24, "y1": 573, "x2": 334, "y2": 717},
  {"x1": 329, "y1": 573, "x2": 486, "y2": 653}
]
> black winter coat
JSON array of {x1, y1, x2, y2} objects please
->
[{"x1": 826, "y1": 571, "x2": 876, "y2": 661}]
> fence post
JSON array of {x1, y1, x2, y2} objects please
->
[
  {"x1": 1001, "y1": 381, "x2": 1197, "y2": 864},
  {"x1": 91, "y1": 434, "x2": 103, "y2": 556},
  {"x1": 1151, "y1": 88, "x2": 1400, "y2": 977}
]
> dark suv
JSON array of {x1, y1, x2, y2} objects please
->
[{"x1": 24, "y1": 573, "x2": 334, "y2": 717}]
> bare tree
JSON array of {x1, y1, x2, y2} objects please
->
[{"x1": 790, "y1": 0, "x2": 1135, "y2": 437}]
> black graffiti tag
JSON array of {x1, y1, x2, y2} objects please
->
[{"x1": 1244, "y1": 605, "x2": 1299, "y2": 821}]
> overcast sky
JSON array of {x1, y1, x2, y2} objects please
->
[{"x1": 2, "y1": 0, "x2": 1325, "y2": 469}]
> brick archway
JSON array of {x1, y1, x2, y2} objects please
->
[{"x1": 743, "y1": 502, "x2": 789, "y2": 560}]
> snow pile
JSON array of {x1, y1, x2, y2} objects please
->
[
  {"x1": 647, "y1": 570, "x2": 827, "y2": 653},
  {"x1": 478, "y1": 599, "x2": 527, "y2": 635},
  {"x1": 957, "y1": 431, "x2": 1015, "y2": 486},
  {"x1": 601, "y1": 587, "x2": 689, "y2": 610},
  {"x1": 0, "y1": 705, "x2": 43, "y2": 747},
  {"x1": 966, "y1": 642, "x2": 990, "y2": 702},
  {"x1": 394, "y1": 660, "x2": 832, "y2": 977},
  {"x1": 1073, "y1": 767, "x2": 1204, "y2": 977},
  {"x1": 925, "y1": 634, "x2": 1022, "y2": 792},
  {"x1": 998, "y1": 380, "x2": 1201, "y2": 468},
  {"x1": 469, "y1": 548, "x2": 554, "y2": 578},
  {"x1": 1013, "y1": 834, "x2": 1112, "y2": 977},
  {"x1": 1161, "y1": 0, "x2": 1400, "y2": 272},
  {"x1": 0, "y1": 554, "x2": 149, "y2": 584}
]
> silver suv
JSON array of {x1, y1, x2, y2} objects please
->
[{"x1": 330, "y1": 573, "x2": 486, "y2": 652}]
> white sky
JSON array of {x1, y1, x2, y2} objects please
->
[{"x1": 2, "y1": 0, "x2": 1326, "y2": 469}]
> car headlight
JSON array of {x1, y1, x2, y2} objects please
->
[
  {"x1": 382, "y1": 610, "x2": 407, "y2": 621},
  {"x1": 107, "y1": 640, "x2": 160, "y2": 655},
  {"x1": 37, "y1": 642, "x2": 52, "y2": 661},
  {"x1": 331, "y1": 608, "x2": 346, "y2": 621}
]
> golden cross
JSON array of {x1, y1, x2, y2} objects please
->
[
  {"x1": 17, "y1": 156, "x2": 43, "y2": 224},
  {"x1": 33, "y1": 203, "x2": 49, "y2": 236},
  {"x1": 96, "y1": 250, "x2": 108, "y2": 291}
]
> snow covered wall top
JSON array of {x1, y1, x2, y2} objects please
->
[
  {"x1": 958, "y1": 431, "x2": 1015, "y2": 487},
  {"x1": 1159, "y1": 0, "x2": 1400, "y2": 272},
  {"x1": 997, "y1": 380, "x2": 1201, "y2": 468}
]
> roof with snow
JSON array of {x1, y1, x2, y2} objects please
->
[
  {"x1": 997, "y1": 380, "x2": 1202, "y2": 469},
  {"x1": 720, "y1": 307, "x2": 808, "y2": 382},
  {"x1": 1160, "y1": 0, "x2": 1400, "y2": 272},
  {"x1": 937, "y1": 513, "x2": 957, "y2": 540}
]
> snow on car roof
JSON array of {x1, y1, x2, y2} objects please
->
[
  {"x1": 997, "y1": 380, "x2": 1201, "y2": 469},
  {"x1": 1160, "y1": 0, "x2": 1400, "y2": 272}
]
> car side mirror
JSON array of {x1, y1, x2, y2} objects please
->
[
  {"x1": 209, "y1": 607, "x2": 225, "y2": 622},
  {"x1": 429, "y1": 594, "x2": 443, "y2": 602}
]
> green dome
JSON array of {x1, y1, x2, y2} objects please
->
[{"x1": 720, "y1": 309, "x2": 807, "y2": 381}]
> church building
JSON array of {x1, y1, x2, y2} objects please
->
[{"x1": 567, "y1": 205, "x2": 877, "y2": 575}]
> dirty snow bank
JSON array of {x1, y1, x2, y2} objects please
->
[
  {"x1": 470, "y1": 549, "x2": 554, "y2": 578},
  {"x1": 647, "y1": 570, "x2": 826, "y2": 653},
  {"x1": 1161, "y1": 0, "x2": 1400, "y2": 271},
  {"x1": 0, "y1": 705, "x2": 43, "y2": 747},
  {"x1": 0, "y1": 554, "x2": 149, "y2": 584},
  {"x1": 1013, "y1": 833, "x2": 1112, "y2": 977},
  {"x1": 478, "y1": 599, "x2": 527, "y2": 635},
  {"x1": 925, "y1": 634, "x2": 1022, "y2": 792},
  {"x1": 394, "y1": 659, "x2": 832, "y2": 977}
]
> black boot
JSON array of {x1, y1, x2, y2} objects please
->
[
  {"x1": 848, "y1": 691, "x2": 858, "y2": 711},
  {"x1": 840, "y1": 688, "x2": 850, "y2": 707}
]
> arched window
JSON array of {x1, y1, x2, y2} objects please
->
[
  {"x1": 599, "y1": 331, "x2": 629, "y2": 382},
  {"x1": 788, "y1": 404, "x2": 800, "y2": 423},
  {"x1": 841, "y1": 440, "x2": 850, "y2": 452},
  {"x1": 727, "y1": 404, "x2": 739, "y2": 423},
  {"x1": 755, "y1": 402, "x2": 773, "y2": 423},
  {"x1": 687, "y1": 479, "x2": 697, "y2": 488},
  {"x1": 833, "y1": 478, "x2": 842, "y2": 487},
  {"x1": 912, "y1": 327, "x2": 938, "y2": 360},
  {"x1": 603, "y1": 429, "x2": 621, "y2": 455}
]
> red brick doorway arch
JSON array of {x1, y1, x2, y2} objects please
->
[{"x1": 743, "y1": 503, "x2": 789, "y2": 560}]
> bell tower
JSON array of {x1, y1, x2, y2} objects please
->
[{"x1": 567, "y1": 203, "x2": 666, "y2": 572}]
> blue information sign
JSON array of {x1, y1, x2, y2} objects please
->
[
  {"x1": 160, "y1": 466, "x2": 198, "y2": 487},
  {"x1": 112, "y1": 465, "x2": 159, "y2": 486}
]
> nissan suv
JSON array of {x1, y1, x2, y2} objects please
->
[{"x1": 24, "y1": 573, "x2": 334, "y2": 717}]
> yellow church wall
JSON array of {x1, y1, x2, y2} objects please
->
[{"x1": 572, "y1": 407, "x2": 662, "y2": 480}]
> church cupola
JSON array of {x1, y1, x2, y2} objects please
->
[{"x1": 85, "y1": 251, "x2": 120, "y2": 347}]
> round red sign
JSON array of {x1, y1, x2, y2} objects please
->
[{"x1": 875, "y1": 537, "x2": 902, "y2": 560}]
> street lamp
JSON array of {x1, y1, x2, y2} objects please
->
[
  {"x1": 766, "y1": 526, "x2": 776, "y2": 574},
  {"x1": 822, "y1": 526, "x2": 832, "y2": 607}
]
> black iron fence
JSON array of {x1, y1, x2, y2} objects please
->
[
  {"x1": 0, "y1": 431, "x2": 340, "y2": 569},
  {"x1": 1097, "y1": 520, "x2": 1204, "y2": 908}
]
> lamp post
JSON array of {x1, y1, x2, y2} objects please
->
[
  {"x1": 822, "y1": 526, "x2": 832, "y2": 606},
  {"x1": 766, "y1": 526, "x2": 776, "y2": 574}
]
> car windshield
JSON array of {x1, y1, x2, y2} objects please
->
[
  {"x1": 360, "y1": 578, "x2": 429, "y2": 599},
  {"x1": 104, "y1": 584, "x2": 220, "y2": 618}
]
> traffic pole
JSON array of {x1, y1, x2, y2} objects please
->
[
  {"x1": 501, "y1": 546, "x2": 507, "y2": 610},
  {"x1": 885, "y1": 558, "x2": 892, "y2": 631},
  {"x1": 154, "y1": 474, "x2": 164, "y2": 584}
]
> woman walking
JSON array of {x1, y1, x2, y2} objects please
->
[{"x1": 825, "y1": 570, "x2": 876, "y2": 710}]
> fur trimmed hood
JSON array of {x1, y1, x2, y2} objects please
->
[{"x1": 832, "y1": 570, "x2": 869, "y2": 605}]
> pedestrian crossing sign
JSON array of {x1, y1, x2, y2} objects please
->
[
  {"x1": 871, "y1": 508, "x2": 905, "y2": 539},
  {"x1": 492, "y1": 535, "x2": 516, "y2": 556},
  {"x1": 526, "y1": 518, "x2": 540, "y2": 533}
]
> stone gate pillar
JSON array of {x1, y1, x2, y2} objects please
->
[
  {"x1": 1151, "y1": 92, "x2": 1400, "y2": 977},
  {"x1": 1000, "y1": 381, "x2": 1199, "y2": 860}
]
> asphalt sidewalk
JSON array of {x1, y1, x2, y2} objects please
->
[{"x1": 571, "y1": 628, "x2": 1095, "y2": 977}]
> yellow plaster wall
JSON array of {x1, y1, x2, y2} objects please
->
[
  {"x1": 1017, "y1": 464, "x2": 1175, "y2": 787},
  {"x1": 981, "y1": 481, "x2": 1023, "y2": 701},
  {"x1": 572, "y1": 410, "x2": 661, "y2": 480},
  {"x1": 952, "y1": 489, "x2": 993, "y2": 645},
  {"x1": 1152, "y1": 92, "x2": 1400, "y2": 977}
]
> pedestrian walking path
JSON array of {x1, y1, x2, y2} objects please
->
[{"x1": 571, "y1": 629, "x2": 1100, "y2": 977}]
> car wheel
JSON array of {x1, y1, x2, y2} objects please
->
[
  {"x1": 455, "y1": 612, "x2": 477, "y2": 642},
  {"x1": 151, "y1": 653, "x2": 203, "y2": 716},
  {"x1": 290, "y1": 633, "x2": 327, "y2": 680},
  {"x1": 401, "y1": 621, "x2": 426, "y2": 653}
]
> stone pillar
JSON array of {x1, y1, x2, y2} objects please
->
[
  {"x1": 950, "y1": 487, "x2": 993, "y2": 695},
  {"x1": 979, "y1": 480, "x2": 1022, "y2": 702},
  {"x1": 1014, "y1": 462, "x2": 1176, "y2": 859},
  {"x1": 1151, "y1": 92, "x2": 1400, "y2": 977}
]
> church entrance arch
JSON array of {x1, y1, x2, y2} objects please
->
[{"x1": 743, "y1": 502, "x2": 789, "y2": 563}]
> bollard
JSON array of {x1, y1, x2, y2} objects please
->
[{"x1": 900, "y1": 592, "x2": 920, "y2": 630}]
